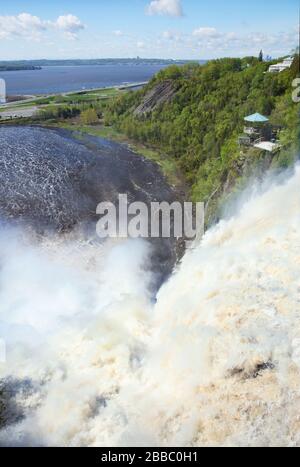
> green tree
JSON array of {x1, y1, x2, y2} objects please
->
[{"x1": 80, "y1": 108, "x2": 98, "y2": 125}]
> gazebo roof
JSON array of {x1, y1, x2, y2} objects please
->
[{"x1": 244, "y1": 113, "x2": 269, "y2": 123}]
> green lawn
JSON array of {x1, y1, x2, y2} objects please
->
[{"x1": 0, "y1": 87, "x2": 122, "y2": 110}]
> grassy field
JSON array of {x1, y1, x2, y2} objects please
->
[
  {"x1": 31, "y1": 87, "x2": 123, "y2": 105},
  {"x1": 0, "y1": 87, "x2": 123, "y2": 111},
  {"x1": 0, "y1": 102, "x2": 37, "y2": 112}
]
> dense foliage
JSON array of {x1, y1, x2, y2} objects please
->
[
  {"x1": 102, "y1": 56, "x2": 299, "y2": 216},
  {"x1": 80, "y1": 108, "x2": 99, "y2": 124},
  {"x1": 36, "y1": 105, "x2": 81, "y2": 120}
]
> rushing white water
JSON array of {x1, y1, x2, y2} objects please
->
[{"x1": 0, "y1": 166, "x2": 300, "y2": 447}]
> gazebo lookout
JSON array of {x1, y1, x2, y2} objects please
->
[
  {"x1": 238, "y1": 113, "x2": 281, "y2": 153},
  {"x1": 244, "y1": 113, "x2": 269, "y2": 137}
]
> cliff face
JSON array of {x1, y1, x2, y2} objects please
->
[{"x1": 133, "y1": 80, "x2": 177, "y2": 117}]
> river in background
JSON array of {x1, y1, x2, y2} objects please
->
[{"x1": 0, "y1": 63, "x2": 172, "y2": 95}]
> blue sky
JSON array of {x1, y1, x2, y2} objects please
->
[{"x1": 0, "y1": 0, "x2": 298, "y2": 60}]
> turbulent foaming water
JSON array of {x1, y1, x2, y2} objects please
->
[
  {"x1": 0, "y1": 147, "x2": 300, "y2": 445},
  {"x1": 0, "y1": 126, "x2": 180, "y2": 288}
]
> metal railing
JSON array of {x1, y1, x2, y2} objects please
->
[{"x1": 244, "y1": 126, "x2": 260, "y2": 135}]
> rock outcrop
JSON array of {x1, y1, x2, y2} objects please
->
[{"x1": 133, "y1": 80, "x2": 177, "y2": 117}]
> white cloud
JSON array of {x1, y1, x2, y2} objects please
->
[
  {"x1": 193, "y1": 27, "x2": 220, "y2": 39},
  {"x1": 137, "y1": 41, "x2": 145, "y2": 49},
  {"x1": 162, "y1": 30, "x2": 175, "y2": 40},
  {"x1": 113, "y1": 30, "x2": 123, "y2": 37},
  {"x1": 54, "y1": 15, "x2": 84, "y2": 34},
  {"x1": 61, "y1": 31, "x2": 78, "y2": 41},
  {"x1": 0, "y1": 13, "x2": 46, "y2": 40},
  {"x1": 162, "y1": 30, "x2": 183, "y2": 43},
  {"x1": 190, "y1": 26, "x2": 298, "y2": 56},
  {"x1": 0, "y1": 13, "x2": 84, "y2": 41},
  {"x1": 147, "y1": 0, "x2": 183, "y2": 17}
]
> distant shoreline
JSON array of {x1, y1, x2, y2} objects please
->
[
  {"x1": 0, "y1": 65, "x2": 42, "y2": 72},
  {"x1": 0, "y1": 58, "x2": 203, "y2": 68}
]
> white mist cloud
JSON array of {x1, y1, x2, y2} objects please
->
[
  {"x1": 0, "y1": 230, "x2": 153, "y2": 446},
  {"x1": 1, "y1": 166, "x2": 300, "y2": 446},
  {"x1": 147, "y1": 0, "x2": 183, "y2": 17}
]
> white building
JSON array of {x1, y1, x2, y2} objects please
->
[
  {"x1": 268, "y1": 57, "x2": 294, "y2": 73},
  {"x1": 0, "y1": 78, "x2": 6, "y2": 104}
]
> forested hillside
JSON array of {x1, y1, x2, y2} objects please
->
[{"x1": 102, "y1": 56, "x2": 299, "y2": 220}]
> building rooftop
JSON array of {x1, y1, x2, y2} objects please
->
[
  {"x1": 268, "y1": 57, "x2": 293, "y2": 73},
  {"x1": 253, "y1": 141, "x2": 280, "y2": 153},
  {"x1": 244, "y1": 113, "x2": 269, "y2": 123}
]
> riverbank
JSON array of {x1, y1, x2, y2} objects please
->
[{"x1": 50, "y1": 122, "x2": 185, "y2": 190}]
